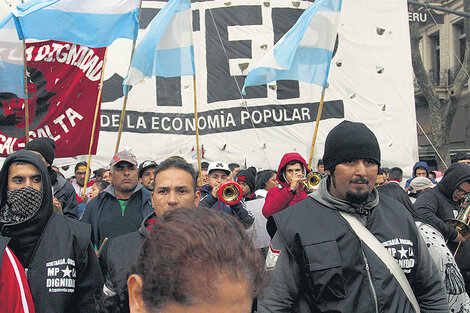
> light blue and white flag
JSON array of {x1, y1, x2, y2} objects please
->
[
  {"x1": 0, "y1": 13, "x2": 25, "y2": 98},
  {"x1": 242, "y1": 0, "x2": 342, "y2": 94},
  {"x1": 123, "y1": 0, "x2": 194, "y2": 94},
  {"x1": 14, "y1": 0, "x2": 140, "y2": 48}
]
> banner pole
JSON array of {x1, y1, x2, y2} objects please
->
[
  {"x1": 115, "y1": 92, "x2": 129, "y2": 154},
  {"x1": 115, "y1": 0, "x2": 143, "y2": 154},
  {"x1": 193, "y1": 75, "x2": 203, "y2": 185},
  {"x1": 81, "y1": 48, "x2": 108, "y2": 198},
  {"x1": 22, "y1": 39, "x2": 30, "y2": 143},
  {"x1": 308, "y1": 87, "x2": 326, "y2": 170}
]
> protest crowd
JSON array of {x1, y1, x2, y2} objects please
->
[
  {"x1": 2, "y1": 0, "x2": 470, "y2": 312},
  {"x1": 0, "y1": 121, "x2": 470, "y2": 313}
]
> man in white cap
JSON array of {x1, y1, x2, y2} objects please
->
[
  {"x1": 81, "y1": 151, "x2": 153, "y2": 248},
  {"x1": 138, "y1": 160, "x2": 158, "y2": 191},
  {"x1": 199, "y1": 161, "x2": 254, "y2": 228}
]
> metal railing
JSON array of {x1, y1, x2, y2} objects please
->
[{"x1": 417, "y1": 67, "x2": 462, "y2": 87}]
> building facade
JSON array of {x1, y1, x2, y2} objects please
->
[{"x1": 413, "y1": 0, "x2": 470, "y2": 168}]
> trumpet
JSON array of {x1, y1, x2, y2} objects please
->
[
  {"x1": 218, "y1": 181, "x2": 244, "y2": 205},
  {"x1": 447, "y1": 201, "x2": 470, "y2": 256},
  {"x1": 302, "y1": 172, "x2": 322, "y2": 192},
  {"x1": 447, "y1": 201, "x2": 470, "y2": 237}
]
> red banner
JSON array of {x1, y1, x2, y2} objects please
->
[{"x1": 0, "y1": 40, "x2": 106, "y2": 157}]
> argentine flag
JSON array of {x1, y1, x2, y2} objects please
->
[
  {"x1": 242, "y1": 0, "x2": 342, "y2": 94},
  {"x1": 14, "y1": 0, "x2": 140, "y2": 48},
  {"x1": 123, "y1": 0, "x2": 194, "y2": 94},
  {"x1": 0, "y1": 13, "x2": 25, "y2": 98}
]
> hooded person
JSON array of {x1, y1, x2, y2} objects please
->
[
  {"x1": 414, "y1": 163, "x2": 470, "y2": 243},
  {"x1": 258, "y1": 121, "x2": 448, "y2": 312},
  {"x1": 414, "y1": 162, "x2": 470, "y2": 292},
  {"x1": 0, "y1": 150, "x2": 103, "y2": 313},
  {"x1": 262, "y1": 152, "x2": 310, "y2": 218},
  {"x1": 25, "y1": 137, "x2": 79, "y2": 218},
  {"x1": 404, "y1": 161, "x2": 435, "y2": 190}
]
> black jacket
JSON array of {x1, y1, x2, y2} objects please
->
[
  {"x1": 101, "y1": 212, "x2": 153, "y2": 295},
  {"x1": 377, "y1": 182, "x2": 423, "y2": 220},
  {"x1": 258, "y1": 178, "x2": 448, "y2": 312},
  {"x1": 414, "y1": 162, "x2": 470, "y2": 270},
  {"x1": 53, "y1": 175, "x2": 79, "y2": 219},
  {"x1": 0, "y1": 150, "x2": 103, "y2": 313}
]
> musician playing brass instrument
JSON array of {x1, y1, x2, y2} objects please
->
[
  {"x1": 414, "y1": 162, "x2": 470, "y2": 293},
  {"x1": 199, "y1": 161, "x2": 254, "y2": 229},
  {"x1": 262, "y1": 152, "x2": 314, "y2": 219}
]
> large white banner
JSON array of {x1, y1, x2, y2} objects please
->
[{"x1": 1, "y1": 0, "x2": 418, "y2": 172}]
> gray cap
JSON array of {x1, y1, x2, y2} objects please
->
[
  {"x1": 110, "y1": 150, "x2": 138, "y2": 168},
  {"x1": 409, "y1": 177, "x2": 435, "y2": 193}
]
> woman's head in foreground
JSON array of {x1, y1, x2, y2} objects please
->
[{"x1": 127, "y1": 206, "x2": 264, "y2": 313}]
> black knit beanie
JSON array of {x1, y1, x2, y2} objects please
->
[
  {"x1": 25, "y1": 137, "x2": 56, "y2": 165},
  {"x1": 236, "y1": 167, "x2": 257, "y2": 193},
  {"x1": 323, "y1": 121, "x2": 381, "y2": 170}
]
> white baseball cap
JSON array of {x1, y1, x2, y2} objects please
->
[{"x1": 207, "y1": 162, "x2": 231, "y2": 175}]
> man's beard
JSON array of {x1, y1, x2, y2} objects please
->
[
  {"x1": 346, "y1": 189, "x2": 371, "y2": 204},
  {"x1": 346, "y1": 177, "x2": 371, "y2": 204}
]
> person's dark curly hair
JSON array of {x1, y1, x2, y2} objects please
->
[{"x1": 99, "y1": 206, "x2": 265, "y2": 312}]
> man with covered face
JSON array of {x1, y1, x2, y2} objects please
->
[
  {"x1": 258, "y1": 121, "x2": 448, "y2": 312},
  {"x1": 25, "y1": 137, "x2": 78, "y2": 218},
  {"x1": 0, "y1": 150, "x2": 102, "y2": 313}
]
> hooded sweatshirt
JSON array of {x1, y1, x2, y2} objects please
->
[
  {"x1": 310, "y1": 176, "x2": 379, "y2": 225},
  {"x1": 262, "y1": 152, "x2": 310, "y2": 218},
  {"x1": 0, "y1": 150, "x2": 54, "y2": 267},
  {"x1": 405, "y1": 161, "x2": 434, "y2": 189},
  {"x1": 414, "y1": 162, "x2": 470, "y2": 270},
  {"x1": 414, "y1": 163, "x2": 470, "y2": 241},
  {"x1": 0, "y1": 150, "x2": 103, "y2": 313}
]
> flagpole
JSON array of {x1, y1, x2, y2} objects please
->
[
  {"x1": 22, "y1": 40, "x2": 30, "y2": 143},
  {"x1": 115, "y1": 0, "x2": 143, "y2": 154},
  {"x1": 193, "y1": 75, "x2": 203, "y2": 185},
  {"x1": 81, "y1": 48, "x2": 108, "y2": 198},
  {"x1": 189, "y1": 1, "x2": 202, "y2": 185},
  {"x1": 308, "y1": 87, "x2": 326, "y2": 170}
]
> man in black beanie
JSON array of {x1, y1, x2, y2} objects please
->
[
  {"x1": 235, "y1": 167, "x2": 257, "y2": 200},
  {"x1": 25, "y1": 137, "x2": 78, "y2": 218},
  {"x1": 258, "y1": 121, "x2": 448, "y2": 312}
]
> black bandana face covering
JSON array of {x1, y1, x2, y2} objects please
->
[{"x1": 0, "y1": 186, "x2": 43, "y2": 224}]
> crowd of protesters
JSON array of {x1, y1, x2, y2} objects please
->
[{"x1": 1, "y1": 123, "x2": 470, "y2": 312}]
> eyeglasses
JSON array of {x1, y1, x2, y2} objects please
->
[{"x1": 455, "y1": 187, "x2": 470, "y2": 197}]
